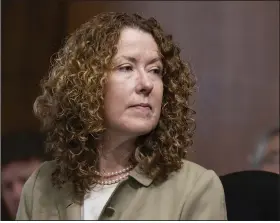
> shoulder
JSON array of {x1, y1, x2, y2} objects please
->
[
  {"x1": 22, "y1": 160, "x2": 57, "y2": 198},
  {"x1": 170, "y1": 159, "x2": 224, "y2": 198},
  {"x1": 175, "y1": 160, "x2": 227, "y2": 219},
  {"x1": 37, "y1": 160, "x2": 56, "y2": 175},
  {"x1": 17, "y1": 161, "x2": 58, "y2": 219},
  {"x1": 176, "y1": 159, "x2": 219, "y2": 185},
  {"x1": 31, "y1": 160, "x2": 56, "y2": 185}
]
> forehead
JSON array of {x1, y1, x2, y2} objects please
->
[{"x1": 116, "y1": 28, "x2": 160, "y2": 58}]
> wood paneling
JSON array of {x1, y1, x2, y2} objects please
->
[
  {"x1": 2, "y1": 1, "x2": 108, "y2": 134},
  {"x1": 2, "y1": 0, "x2": 67, "y2": 134}
]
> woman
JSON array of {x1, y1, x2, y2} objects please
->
[{"x1": 16, "y1": 12, "x2": 227, "y2": 220}]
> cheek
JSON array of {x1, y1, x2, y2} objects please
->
[
  {"x1": 154, "y1": 82, "x2": 164, "y2": 107},
  {"x1": 104, "y1": 83, "x2": 128, "y2": 117}
]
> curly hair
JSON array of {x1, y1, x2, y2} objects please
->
[{"x1": 34, "y1": 12, "x2": 196, "y2": 199}]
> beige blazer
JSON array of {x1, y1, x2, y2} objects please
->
[{"x1": 16, "y1": 160, "x2": 227, "y2": 220}]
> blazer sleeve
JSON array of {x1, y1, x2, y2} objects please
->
[
  {"x1": 16, "y1": 164, "x2": 42, "y2": 220},
  {"x1": 180, "y1": 170, "x2": 227, "y2": 220}
]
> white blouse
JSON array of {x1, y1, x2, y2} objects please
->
[{"x1": 82, "y1": 183, "x2": 119, "y2": 220}]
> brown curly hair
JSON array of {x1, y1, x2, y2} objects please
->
[{"x1": 34, "y1": 12, "x2": 196, "y2": 199}]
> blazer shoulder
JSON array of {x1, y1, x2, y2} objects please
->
[
  {"x1": 175, "y1": 160, "x2": 223, "y2": 191},
  {"x1": 16, "y1": 161, "x2": 57, "y2": 220},
  {"x1": 181, "y1": 160, "x2": 208, "y2": 174},
  {"x1": 33, "y1": 160, "x2": 57, "y2": 190},
  {"x1": 178, "y1": 160, "x2": 209, "y2": 182},
  {"x1": 36, "y1": 160, "x2": 56, "y2": 179},
  {"x1": 22, "y1": 160, "x2": 56, "y2": 190},
  {"x1": 178, "y1": 161, "x2": 227, "y2": 220}
]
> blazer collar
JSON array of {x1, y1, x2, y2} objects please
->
[
  {"x1": 129, "y1": 163, "x2": 154, "y2": 187},
  {"x1": 58, "y1": 163, "x2": 154, "y2": 220}
]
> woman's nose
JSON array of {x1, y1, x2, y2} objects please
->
[{"x1": 135, "y1": 71, "x2": 154, "y2": 95}]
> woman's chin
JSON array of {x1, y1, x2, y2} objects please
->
[{"x1": 121, "y1": 122, "x2": 156, "y2": 136}]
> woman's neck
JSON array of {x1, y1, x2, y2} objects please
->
[{"x1": 97, "y1": 132, "x2": 137, "y2": 173}]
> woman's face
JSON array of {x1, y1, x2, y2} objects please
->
[{"x1": 104, "y1": 27, "x2": 164, "y2": 137}]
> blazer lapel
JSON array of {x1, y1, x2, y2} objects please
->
[
  {"x1": 63, "y1": 202, "x2": 81, "y2": 220},
  {"x1": 56, "y1": 182, "x2": 82, "y2": 220}
]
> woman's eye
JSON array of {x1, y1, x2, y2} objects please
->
[
  {"x1": 150, "y1": 68, "x2": 163, "y2": 76},
  {"x1": 119, "y1": 65, "x2": 133, "y2": 72}
]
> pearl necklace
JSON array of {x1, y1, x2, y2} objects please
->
[
  {"x1": 93, "y1": 164, "x2": 134, "y2": 177},
  {"x1": 92, "y1": 164, "x2": 134, "y2": 185},
  {"x1": 94, "y1": 172, "x2": 130, "y2": 185}
]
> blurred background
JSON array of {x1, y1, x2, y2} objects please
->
[{"x1": 1, "y1": 0, "x2": 279, "y2": 220}]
